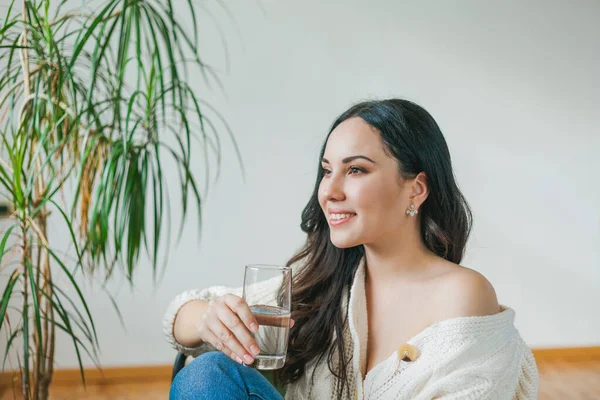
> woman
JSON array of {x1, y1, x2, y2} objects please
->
[{"x1": 164, "y1": 98, "x2": 539, "y2": 399}]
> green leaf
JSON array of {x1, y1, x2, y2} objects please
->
[
  {"x1": 99, "y1": 286, "x2": 126, "y2": 331},
  {"x1": 0, "y1": 224, "x2": 15, "y2": 259},
  {"x1": 45, "y1": 286, "x2": 91, "y2": 386},
  {"x1": 25, "y1": 259, "x2": 44, "y2": 360},
  {"x1": 44, "y1": 245, "x2": 99, "y2": 350},
  {"x1": 39, "y1": 314, "x2": 100, "y2": 371},
  {"x1": 36, "y1": 284, "x2": 100, "y2": 360},
  {"x1": 45, "y1": 287, "x2": 96, "y2": 350},
  {"x1": 48, "y1": 199, "x2": 84, "y2": 270},
  {"x1": 2, "y1": 328, "x2": 21, "y2": 373},
  {"x1": 159, "y1": 141, "x2": 203, "y2": 243},
  {"x1": 65, "y1": 0, "x2": 118, "y2": 84},
  {"x1": 2, "y1": 0, "x2": 16, "y2": 29},
  {"x1": 0, "y1": 269, "x2": 19, "y2": 334}
]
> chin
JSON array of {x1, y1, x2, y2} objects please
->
[{"x1": 329, "y1": 235, "x2": 362, "y2": 249}]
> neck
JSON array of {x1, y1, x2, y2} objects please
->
[{"x1": 363, "y1": 223, "x2": 437, "y2": 284}]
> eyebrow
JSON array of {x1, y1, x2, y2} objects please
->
[{"x1": 321, "y1": 155, "x2": 377, "y2": 165}]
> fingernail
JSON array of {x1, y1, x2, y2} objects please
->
[
  {"x1": 250, "y1": 344, "x2": 260, "y2": 355},
  {"x1": 250, "y1": 322, "x2": 259, "y2": 333},
  {"x1": 243, "y1": 354, "x2": 254, "y2": 364},
  {"x1": 235, "y1": 355, "x2": 243, "y2": 364}
]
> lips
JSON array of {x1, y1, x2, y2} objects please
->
[
  {"x1": 327, "y1": 208, "x2": 355, "y2": 215},
  {"x1": 328, "y1": 212, "x2": 357, "y2": 226}
]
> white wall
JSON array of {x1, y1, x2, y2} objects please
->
[{"x1": 1, "y1": 0, "x2": 598, "y2": 369}]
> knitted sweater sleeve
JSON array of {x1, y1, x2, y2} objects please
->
[
  {"x1": 162, "y1": 285, "x2": 243, "y2": 357},
  {"x1": 415, "y1": 337, "x2": 539, "y2": 400}
]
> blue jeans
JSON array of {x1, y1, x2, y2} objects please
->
[{"x1": 170, "y1": 351, "x2": 285, "y2": 400}]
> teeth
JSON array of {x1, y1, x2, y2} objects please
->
[{"x1": 331, "y1": 213, "x2": 355, "y2": 220}]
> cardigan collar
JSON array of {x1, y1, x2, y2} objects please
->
[
  {"x1": 345, "y1": 256, "x2": 517, "y2": 393},
  {"x1": 347, "y1": 257, "x2": 369, "y2": 380}
]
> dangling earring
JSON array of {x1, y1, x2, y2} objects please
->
[{"x1": 406, "y1": 204, "x2": 418, "y2": 217}]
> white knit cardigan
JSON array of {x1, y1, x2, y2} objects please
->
[{"x1": 163, "y1": 259, "x2": 539, "y2": 399}]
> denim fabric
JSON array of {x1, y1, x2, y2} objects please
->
[{"x1": 170, "y1": 351, "x2": 285, "y2": 400}]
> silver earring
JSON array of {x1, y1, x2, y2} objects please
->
[{"x1": 406, "y1": 204, "x2": 418, "y2": 217}]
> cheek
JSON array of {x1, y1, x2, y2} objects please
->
[
  {"x1": 354, "y1": 181, "x2": 385, "y2": 207},
  {"x1": 354, "y1": 182, "x2": 402, "y2": 216},
  {"x1": 317, "y1": 182, "x2": 326, "y2": 208}
]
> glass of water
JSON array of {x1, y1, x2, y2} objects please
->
[{"x1": 242, "y1": 264, "x2": 292, "y2": 370}]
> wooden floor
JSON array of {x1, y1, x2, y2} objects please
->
[
  {"x1": 1, "y1": 381, "x2": 172, "y2": 400},
  {"x1": 537, "y1": 359, "x2": 600, "y2": 399},
  {"x1": 1, "y1": 359, "x2": 599, "y2": 399}
]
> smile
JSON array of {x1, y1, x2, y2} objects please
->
[{"x1": 329, "y1": 213, "x2": 357, "y2": 226}]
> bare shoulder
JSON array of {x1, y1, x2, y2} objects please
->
[{"x1": 431, "y1": 261, "x2": 501, "y2": 319}]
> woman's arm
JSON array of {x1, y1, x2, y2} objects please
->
[
  {"x1": 163, "y1": 285, "x2": 243, "y2": 356},
  {"x1": 173, "y1": 299, "x2": 210, "y2": 348},
  {"x1": 163, "y1": 275, "x2": 285, "y2": 355}
]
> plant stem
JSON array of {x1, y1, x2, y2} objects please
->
[
  {"x1": 21, "y1": 221, "x2": 30, "y2": 399},
  {"x1": 21, "y1": 0, "x2": 30, "y2": 97},
  {"x1": 20, "y1": 1, "x2": 32, "y2": 396},
  {"x1": 32, "y1": 154, "x2": 44, "y2": 398},
  {"x1": 35, "y1": 153, "x2": 53, "y2": 399},
  {"x1": 43, "y1": 257, "x2": 55, "y2": 400}
]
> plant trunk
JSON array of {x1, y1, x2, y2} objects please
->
[
  {"x1": 21, "y1": 223, "x2": 30, "y2": 399},
  {"x1": 19, "y1": 0, "x2": 55, "y2": 396},
  {"x1": 20, "y1": 0, "x2": 31, "y2": 396},
  {"x1": 36, "y1": 211, "x2": 54, "y2": 400},
  {"x1": 20, "y1": 217, "x2": 54, "y2": 400},
  {"x1": 31, "y1": 147, "x2": 55, "y2": 400}
]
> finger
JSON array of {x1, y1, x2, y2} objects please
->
[
  {"x1": 217, "y1": 305, "x2": 261, "y2": 357},
  {"x1": 207, "y1": 317, "x2": 255, "y2": 365},
  {"x1": 200, "y1": 328, "x2": 227, "y2": 352},
  {"x1": 200, "y1": 305, "x2": 245, "y2": 364},
  {"x1": 290, "y1": 319, "x2": 295, "y2": 328},
  {"x1": 202, "y1": 325, "x2": 244, "y2": 364},
  {"x1": 223, "y1": 294, "x2": 260, "y2": 333},
  {"x1": 220, "y1": 346, "x2": 242, "y2": 364},
  {"x1": 219, "y1": 344, "x2": 243, "y2": 364},
  {"x1": 230, "y1": 351, "x2": 244, "y2": 364}
]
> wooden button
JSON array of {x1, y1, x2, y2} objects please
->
[{"x1": 397, "y1": 343, "x2": 419, "y2": 362}]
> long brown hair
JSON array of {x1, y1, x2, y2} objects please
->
[{"x1": 273, "y1": 99, "x2": 473, "y2": 397}]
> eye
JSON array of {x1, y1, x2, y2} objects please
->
[
  {"x1": 321, "y1": 167, "x2": 332, "y2": 176},
  {"x1": 349, "y1": 166, "x2": 365, "y2": 174}
]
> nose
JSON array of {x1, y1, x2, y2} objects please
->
[{"x1": 321, "y1": 173, "x2": 346, "y2": 202}]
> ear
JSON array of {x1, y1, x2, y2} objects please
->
[{"x1": 410, "y1": 172, "x2": 429, "y2": 208}]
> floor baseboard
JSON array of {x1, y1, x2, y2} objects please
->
[
  {"x1": 2, "y1": 346, "x2": 599, "y2": 387},
  {"x1": 532, "y1": 346, "x2": 600, "y2": 362}
]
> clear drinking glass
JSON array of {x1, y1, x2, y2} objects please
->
[{"x1": 242, "y1": 264, "x2": 292, "y2": 370}]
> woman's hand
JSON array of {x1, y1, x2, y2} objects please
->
[
  {"x1": 198, "y1": 294, "x2": 260, "y2": 364},
  {"x1": 198, "y1": 294, "x2": 294, "y2": 365}
]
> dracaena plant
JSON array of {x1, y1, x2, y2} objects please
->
[{"x1": 0, "y1": 0, "x2": 241, "y2": 398}]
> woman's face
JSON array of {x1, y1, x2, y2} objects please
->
[{"x1": 318, "y1": 117, "x2": 412, "y2": 248}]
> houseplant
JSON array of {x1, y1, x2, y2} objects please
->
[{"x1": 0, "y1": 0, "x2": 241, "y2": 398}]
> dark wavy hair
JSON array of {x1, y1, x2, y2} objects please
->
[{"x1": 273, "y1": 98, "x2": 473, "y2": 397}]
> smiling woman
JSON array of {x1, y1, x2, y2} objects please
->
[
  {"x1": 318, "y1": 117, "x2": 424, "y2": 249},
  {"x1": 164, "y1": 98, "x2": 539, "y2": 399}
]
